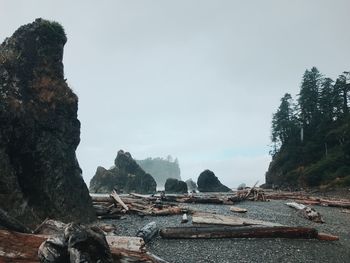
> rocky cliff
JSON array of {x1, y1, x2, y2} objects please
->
[
  {"x1": 90, "y1": 150, "x2": 157, "y2": 194},
  {"x1": 0, "y1": 19, "x2": 95, "y2": 227}
]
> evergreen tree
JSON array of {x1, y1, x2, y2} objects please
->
[
  {"x1": 271, "y1": 93, "x2": 297, "y2": 152},
  {"x1": 319, "y1": 78, "x2": 335, "y2": 123},
  {"x1": 298, "y1": 67, "x2": 322, "y2": 127}
]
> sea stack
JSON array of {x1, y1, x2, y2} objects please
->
[{"x1": 0, "y1": 19, "x2": 95, "y2": 227}]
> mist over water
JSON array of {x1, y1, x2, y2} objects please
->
[{"x1": 1, "y1": 1, "x2": 349, "y2": 189}]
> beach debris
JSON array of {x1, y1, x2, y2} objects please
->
[
  {"x1": 181, "y1": 213, "x2": 189, "y2": 223},
  {"x1": 265, "y1": 191, "x2": 350, "y2": 208},
  {"x1": 0, "y1": 228, "x2": 168, "y2": 262},
  {"x1": 228, "y1": 181, "x2": 267, "y2": 203},
  {"x1": 136, "y1": 221, "x2": 159, "y2": 243},
  {"x1": 230, "y1": 206, "x2": 247, "y2": 213},
  {"x1": 91, "y1": 191, "x2": 186, "y2": 218},
  {"x1": 286, "y1": 202, "x2": 324, "y2": 223},
  {"x1": 159, "y1": 226, "x2": 338, "y2": 240},
  {"x1": 192, "y1": 212, "x2": 283, "y2": 227},
  {"x1": 111, "y1": 189, "x2": 129, "y2": 211}
]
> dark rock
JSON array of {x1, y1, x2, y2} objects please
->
[
  {"x1": 197, "y1": 170, "x2": 231, "y2": 192},
  {"x1": 90, "y1": 150, "x2": 157, "y2": 194},
  {"x1": 0, "y1": 18, "x2": 95, "y2": 227},
  {"x1": 185, "y1": 178, "x2": 198, "y2": 192},
  {"x1": 165, "y1": 178, "x2": 188, "y2": 193}
]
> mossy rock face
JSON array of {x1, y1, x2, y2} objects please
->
[
  {"x1": 165, "y1": 178, "x2": 188, "y2": 193},
  {"x1": 197, "y1": 170, "x2": 231, "y2": 192},
  {"x1": 0, "y1": 19, "x2": 95, "y2": 227},
  {"x1": 90, "y1": 150, "x2": 157, "y2": 194}
]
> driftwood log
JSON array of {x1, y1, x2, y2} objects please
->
[
  {"x1": 0, "y1": 229, "x2": 167, "y2": 263},
  {"x1": 192, "y1": 212, "x2": 283, "y2": 227},
  {"x1": 266, "y1": 192, "x2": 350, "y2": 208},
  {"x1": 286, "y1": 202, "x2": 324, "y2": 223},
  {"x1": 230, "y1": 206, "x2": 247, "y2": 213},
  {"x1": 136, "y1": 221, "x2": 159, "y2": 243},
  {"x1": 111, "y1": 190, "x2": 129, "y2": 211},
  {"x1": 159, "y1": 226, "x2": 338, "y2": 240}
]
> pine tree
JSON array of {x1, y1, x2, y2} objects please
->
[{"x1": 298, "y1": 67, "x2": 322, "y2": 127}]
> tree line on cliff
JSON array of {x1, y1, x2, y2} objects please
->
[{"x1": 266, "y1": 67, "x2": 350, "y2": 188}]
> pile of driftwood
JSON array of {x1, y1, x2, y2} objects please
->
[
  {"x1": 265, "y1": 191, "x2": 350, "y2": 208},
  {"x1": 91, "y1": 190, "x2": 189, "y2": 219},
  {"x1": 0, "y1": 217, "x2": 169, "y2": 263},
  {"x1": 91, "y1": 185, "x2": 269, "y2": 220},
  {"x1": 159, "y1": 211, "x2": 338, "y2": 241}
]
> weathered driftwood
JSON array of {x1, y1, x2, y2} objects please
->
[
  {"x1": 97, "y1": 214, "x2": 122, "y2": 220},
  {"x1": 111, "y1": 190, "x2": 129, "y2": 211},
  {"x1": 159, "y1": 226, "x2": 338, "y2": 240},
  {"x1": 90, "y1": 194, "x2": 113, "y2": 203},
  {"x1": 0, "y1": 229, "x2": 166, "y2": 262},
  {"x1": 230, "y1": 206, "x2": 247, "y2": 213},
  {"x1": 192, "y1": 212, "x2": 283, "y2": 227},
  {"x1": 0, "y1": 208, "x2": 32, "y2": 233},
  {"x1": 130, "y1": 192, "x2": 158, "y2": 201},
  {"x1": 286, "y1": 202, "x2": 324, "y2": 223},
  {"x1": 106, "y1": 236, "x2": 145, "y2": 252},
  {"x1": 266, "y1": 192, "x2": 350, "y2": 208},
  {"x1": 181, "y1": 196, "x2": 224, "y2": 204},
  {"x1": 136, "y1": 221, "x2": 159, "y2": 243},
  {"x1": 0, "y1": 229, "x2": 46, "y2": 262}
]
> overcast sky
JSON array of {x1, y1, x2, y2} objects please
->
[{"x1": 1, "y1": 0, "x2": 350, "y2": 188}]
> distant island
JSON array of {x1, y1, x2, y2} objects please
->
[
  {"x1": 266, "y1": 67, "x2": 350, "y2": 189},
  {"x1": 136, "y1": 156, "x2": 181, "y2": 188}
]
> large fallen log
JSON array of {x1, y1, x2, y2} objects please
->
[
  {"x1": 90, "y1": 194, "x2": 113, "y2": 203},
  {"x1": 159, "y1": 226, "x2": 338, "y2": 240},
  {"x1": 286, "y1": 202, "x2": 324, "y2": 223},
  {"x1": 0, "y1": 229, "x2": 166, "y2": 263},
  {"x1": 192, "y1": 212, "x2": 283, "y2": 227},
  {"x1": 0, "y1": 229, "x2": 45, "y2": 262},
  {"x1": 180, "y1": 196, "x2": 224, "y2": 204}
]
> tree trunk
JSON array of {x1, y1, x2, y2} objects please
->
[{"x1": 159, "y1": 226, "x2": 337, "y2": 240}]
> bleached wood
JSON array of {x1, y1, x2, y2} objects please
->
[
  {"x1": 192, "y1": 212, "x2": 283, "y2": 227},
  {"x1": 230, "y1": 206, "x2": 247, "y2": 213},
  {"x1": 111, "y1": 190, "x2": 129, "y2": 211}
]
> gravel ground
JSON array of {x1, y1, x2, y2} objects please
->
[{"x1": 110, "y1": 200, "x2": 350, "y2": 263}]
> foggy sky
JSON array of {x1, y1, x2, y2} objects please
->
[{"x1": 1, "y1": 0, "x2": 350, "y2": 188}]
